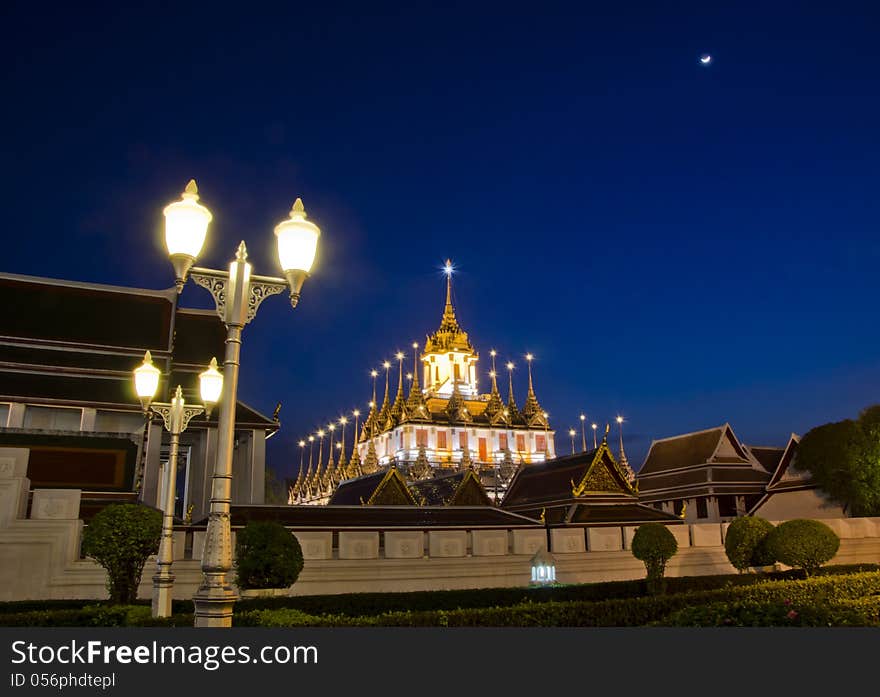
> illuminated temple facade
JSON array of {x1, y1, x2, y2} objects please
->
[{"x1": 289, "y1": 264, "x2": 556, "y2": 505}]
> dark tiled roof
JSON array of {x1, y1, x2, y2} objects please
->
[
  {"x1": 638, "y1": 427, "x2": 724, "y2": 475},
  {"x1": 637, "y1": 469, "x2": 710, "y2": 493},
  {"x1": 749, "y1": 445, "x2": 785, "y2": 472},
  {"x1": 328, "y1": 472, "x2": 386, "y2": 505},
  {"x1": 0, "y1": 274, "x2": 175, "y2": 350},
  {"x1": 566, "y1": 503, "x2": 683, "y2": 525},
  {"x1": 0, "y1": 371, "x2": 136, "y2": 407},
  {"x1": 711, "y1": 467, "x2": 771, "y2": 484},
  {"x1": 767, "y1": 436, "x2": 809, "y2": 489},
  {"x1": 501, "y1": 450, "x2": 595, "y2": 508},
  {"x1": 172, "y1": 309, "x2": 227, "y2": 366},
  {"x1": 502, "y1": 445, "x2": 634, "y2": 509},
  {"x1": 216, "y1": 504, "x2": 540, "y2": 528},
  {"x1": 410, "y1": 471, "x2": 465, "y2": 505},
  {"x1": 0, "y1": 345, "x2": 139, "y2": 372}
]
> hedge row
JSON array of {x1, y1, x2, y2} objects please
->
[
  {"x1": 2, "y1": 566, "x2": 877, "y2": 627},
  {"x1": 0, "y1": 605, "x2": 157, "y2": 627},
  {"x1": 233, "y1": 564, "x2": 879, "y2": 617},
  {"x1": 662, "y1": 596, "x2": 880, "y2": 627},
  {"x1": 235, "y1": 571, "x2": 880, "y2": 627}
]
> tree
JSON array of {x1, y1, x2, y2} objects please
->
[
  {"x1": 235, "y1": 520, "x2": 304, "y2": 590},
  {"x1": 795, "y1": 405, "x2": 880, "y2": 517},
  {"x1": 81, "y1": 504, "x2": 162, "y2": 604},
  {"x1": 766, "y1": 519, "x2": 839, "y2": 576},
  {"x1": 724, "y1": 516, "x2": 775, "y2": 572},
  {"x1": 631, "y1": 523, "x2": 678, "y2": 595}
]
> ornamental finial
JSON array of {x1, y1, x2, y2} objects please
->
[
  {"x1": 183, "y1": 179, "x2": 199, "y2": 199},
  {"x1": 236, "y1": 241, "x2": 248, "y2": 262},
  {"x1": 173, "y1": 385, "x2": 184, "y2": 400},
  {"x1": 290, "y1": 198, "x2": 306, "y2": 218}
]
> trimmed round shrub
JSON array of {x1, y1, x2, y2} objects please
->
[
  {"x1": 766, "y1": 519, "x2": 840, "y2": 576},
  {"x1": 631, "y1": 523, "x2": 678, "y2": 595},
  {"x1": 235, "y1": 521, "x2": 304, "y2": 590},
  {"x1": 81, "y1": 504, "x2": 162, "y2": 604},
  {"x1": 724, "y1": 516, "x2": 776, "y2": 572}
]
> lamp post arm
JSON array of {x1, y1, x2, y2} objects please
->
[{"x1": 191, "y1": 267, "x2": 287, "y2": 325}]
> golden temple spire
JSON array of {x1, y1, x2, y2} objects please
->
[
  {"x1": 424, "y1": 258, "x2": 474, "y2": 356},
  {"x1": 506, "y1": 361, "x2": 521, "y2": 422},
  {"x1": 363, "y1": 370, "x2": 379, "y2": 440},
  {"x1": 390, "y1": 351, "x2": 406, "y2": 424},
  {"x1": 521, "y1": 353, "x2": 546, "y2": 424},
  {"x1": 410, "y1": 342, "x2": 421, "y2": 393},
  {"x1": 349, "y1": 409, "x2": 362, "y2": 476},
  {"x1": 338, "y1": 416, "x2": 348, "y2": 472},
  {"x1": 314, "y1": 429, "x2": 325, "y2": 485},
  {"x1": 406, "y1": 342, "x2": 429, "y2": 419},
  {"x1": 443, "y1": 258, "x2": 455, "y2": 322},
  {"x1": 483, "y1": 350, "x2": 504, "y2": 419},
  {"x1": 378, "y1": 360, "x2": 392, "y2": 428}
]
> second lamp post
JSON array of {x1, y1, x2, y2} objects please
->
[{"x1": 133, "y1": 351, "x2": 223, "y2": 618}]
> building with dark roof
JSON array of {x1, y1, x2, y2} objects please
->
[
  {"x1": 0, "y1": 272, "x2": 279, "y2": 522},
  {"x1": 327, "y1": 466, "x2": 495, "y2": 508},
  {"x1": 749, "y1": 434, "x2": 845, "y2": 520},
  {"x1": 636, "y1": 423, "x2": 773, "y2": 522},
  {"x1": 501, "y1": 438, "x2": 680, "y2": 527}
]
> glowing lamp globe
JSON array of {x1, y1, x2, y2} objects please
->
[
  {"x1": 133, "y1": 351, "x2": 161, "y2": 410},
  {"x1": 198, "y1": 357, "x2": 224, "y2": 415},
  {"x1": 163, "y1": 180, "x2": 213, "y2": 291},
  {"x1": 274, "y1": 198, "x2": 321, "y2": 307}
]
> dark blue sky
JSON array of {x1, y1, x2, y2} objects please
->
[{"x1": 3, "y1": 2, "x2": 879, "y2": 476}]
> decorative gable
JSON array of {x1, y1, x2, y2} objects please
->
[
  {"x1": 712, "y1": 424, "x2": 751, "y2": 463},
  {"x1": 572, "y1": 443, "x2": 635, "y2": 497},
  {"x1": 366, "y1": 467, "x2": 417, "y2": 505},
  {"x1": 449, "y1": 469, "x2": 492, "y2": 506}
]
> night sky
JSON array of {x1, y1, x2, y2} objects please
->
[{"x1": 3, "y1": 2, "x2": 879, "y2": 479}]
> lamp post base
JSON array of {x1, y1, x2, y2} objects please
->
[
  {"x1": 193, "y1": 584, "x2": 239, "y2": 628},
  {"x1": 151, "y1": 572, "x2": 175, "y2": 618}
]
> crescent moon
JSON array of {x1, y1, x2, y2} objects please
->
[{"x1": 700, "y1": 55, "x2": 712, "y2": 64}]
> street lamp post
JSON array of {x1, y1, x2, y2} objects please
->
[
  {"x1": 133, "y1": 351, "x2": 222, "y2": 618},
  {"x1": 569, "y1": 428, "x2": 576, "y2": 455},
  {"x1": 161, "y1": 180, "x2": 321, "y2": 627},
  {"x1": 591, "y1": 422, "x2": 598, "y2": 449},
  {"x1": 579, "y1": 414, "x2": 587, "y2": 452}
]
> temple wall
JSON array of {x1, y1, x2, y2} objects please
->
[
  {"x1": 753, "y1": 489, "x2": 845, "y2": 520},
  {"x1": 1, "y1": 477, "x2": 879, "y2": 602}
]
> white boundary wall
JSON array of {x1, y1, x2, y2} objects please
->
[{"x1": 2, "y1": 455, "x2": 879, "y2": 601}]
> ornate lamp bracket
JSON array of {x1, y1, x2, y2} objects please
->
[
  {"x1": 191, "y1": 272, "x2": 228, "y2": 322},
  {"x1": 191, "y1": 270, "x2": 287, "y2": 325},
  {"x1": 151, "y1": 403, "x2": 205, "y2": 433},
  {"x1": 246, "y1": 281, "x2": 286, "y2": 323}
]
